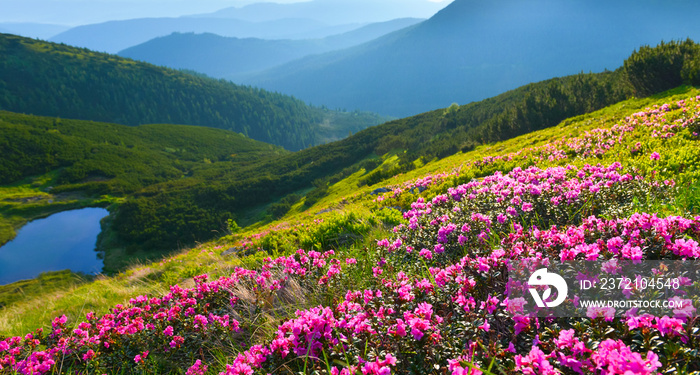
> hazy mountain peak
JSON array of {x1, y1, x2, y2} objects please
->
[
  {"x1": 204, "y1": 0, "x2": 451, "y2": 24},
  {"x1": 238, "y1": 0, "x2": 700, "y2": 117},
  {"x1": 118, "y1": 17, "x2": 424, "y2": 80}
]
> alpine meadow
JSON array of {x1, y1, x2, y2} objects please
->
[{"x1": 1, "y1": 1, "x2": 700, "y2": 375}]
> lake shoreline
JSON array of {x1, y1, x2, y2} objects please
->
[{"x1": 0, "y1": 207, "x2": 110, "y2": 285}]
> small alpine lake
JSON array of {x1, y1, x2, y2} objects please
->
[{"x1": 0, "y1": 207, "x2": 109, "y2": 285}]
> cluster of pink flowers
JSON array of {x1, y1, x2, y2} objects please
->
[
  {"x1": 391, "y1": 162, "x2": 672, "y2": 269},
  {"x1": 214, "y1": 225, "x2": 691, "y2": 374},
  {"x1": 365, "y1": 166, "x2": 696, "y2": 372},
  {"x1": 0, "y1": 249, "x2": 353, "y2": 374},
  {"x1": 375, "y1": 96, "x2": 699, "y2": 207},
  {"x1": 225, "y1": 201, "x2": 699, "y2": 374},
  {"x1": 514, "y1": 333, "x2": 662, "y2": 375},
  {"x1": 500, "y1": 212, "x2": 700, "y2": 261},
  {"x1": 374, "y1": 171, "x2": 460, "y2": 202}
]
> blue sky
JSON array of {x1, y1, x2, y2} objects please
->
[{"x1": 1, "y1": 0, "x2": 453, "y2": 26}]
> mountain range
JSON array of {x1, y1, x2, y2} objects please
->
[
  {"x1": 46, "y1": 0, "x2": 450, "y2": 54},
  {"x1": 197, "y1": 0, "x2": 449, "y2": 24},
  {"x1": 235, "y1": 0, "x2": 700, "y2": 117},
  {"x1": 0, "y1": 0, "x2": 448, "y2": 29},
  {"x1": 119, "y1": 18, "x2": 423, "y2": 79},
  {"x1": 49, "y1": 17, "x2": 365, "y2": 54}
]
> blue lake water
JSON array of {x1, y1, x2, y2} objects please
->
[{"x1": 0, "y1": 207, "x2": 109, "y2": 285}]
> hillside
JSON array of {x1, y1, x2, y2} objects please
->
[
  {"x1": 119, "y1": 18, "x2": 423, "y2": 80},
  {"x1": 0, "y1": 83, "x2": 698, "y2": 374},
  {"x1": 0, "y1": 111, "x2": 286, "y2": 189},
  {"x1": 240, "y1": 0, "x2": 700, "y2": 117},
  {"x1": 105, "y1": 70, "x2": 626, "y2": 259},
  {"x1": 88, "y1": 40, "x2": 700, "y2": 265},
  {"x1": 0, "y1": 33, "x2": 387, "y2": 151}
]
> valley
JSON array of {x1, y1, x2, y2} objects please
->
[{"x1": 0, "y1": 1, "x2": 699, "y2": 373}]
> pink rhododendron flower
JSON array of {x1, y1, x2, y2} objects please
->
[
  {"x1": 186, "y1": 360, "x2": 208, "y2": 375},
  {"x1": 586, "y1": 306, "x2": 615, "y2": 321},
  {"x1": 515, "y1": 346, "x2": 557, "y2": 375},
  {"x1": 134, "y1": 351, "x2": 148, "y2": 363},
  {"x1": 591, "y1": 339, "x2": 661, "y2": 374}
]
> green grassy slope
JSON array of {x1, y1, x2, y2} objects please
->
[{"x1": 0, "y1": 111, "x2": 286, "y2": 189}]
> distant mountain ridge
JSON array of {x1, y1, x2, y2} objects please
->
[
  {"x1": 48, "y1": 0, "x2": 451, "y2": 54},
  {"x1": 0, "y1": 22, "x2": 68, "y2": 39},
  {"x1": 0, "y1": 34, "x2": 387, "y2": 151},
  {"x1": 119, "y1": 18, "x2": 424, "y2": 79},
  {"x1": 239, "y1": 0, "x2": 700, "y2": 117},
  {"x1": 199, "y1": 0, "x2": 449, "y2": 24},
  {"x1": 49, "y1": 17, "x2": 365, "y2": 54}
]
